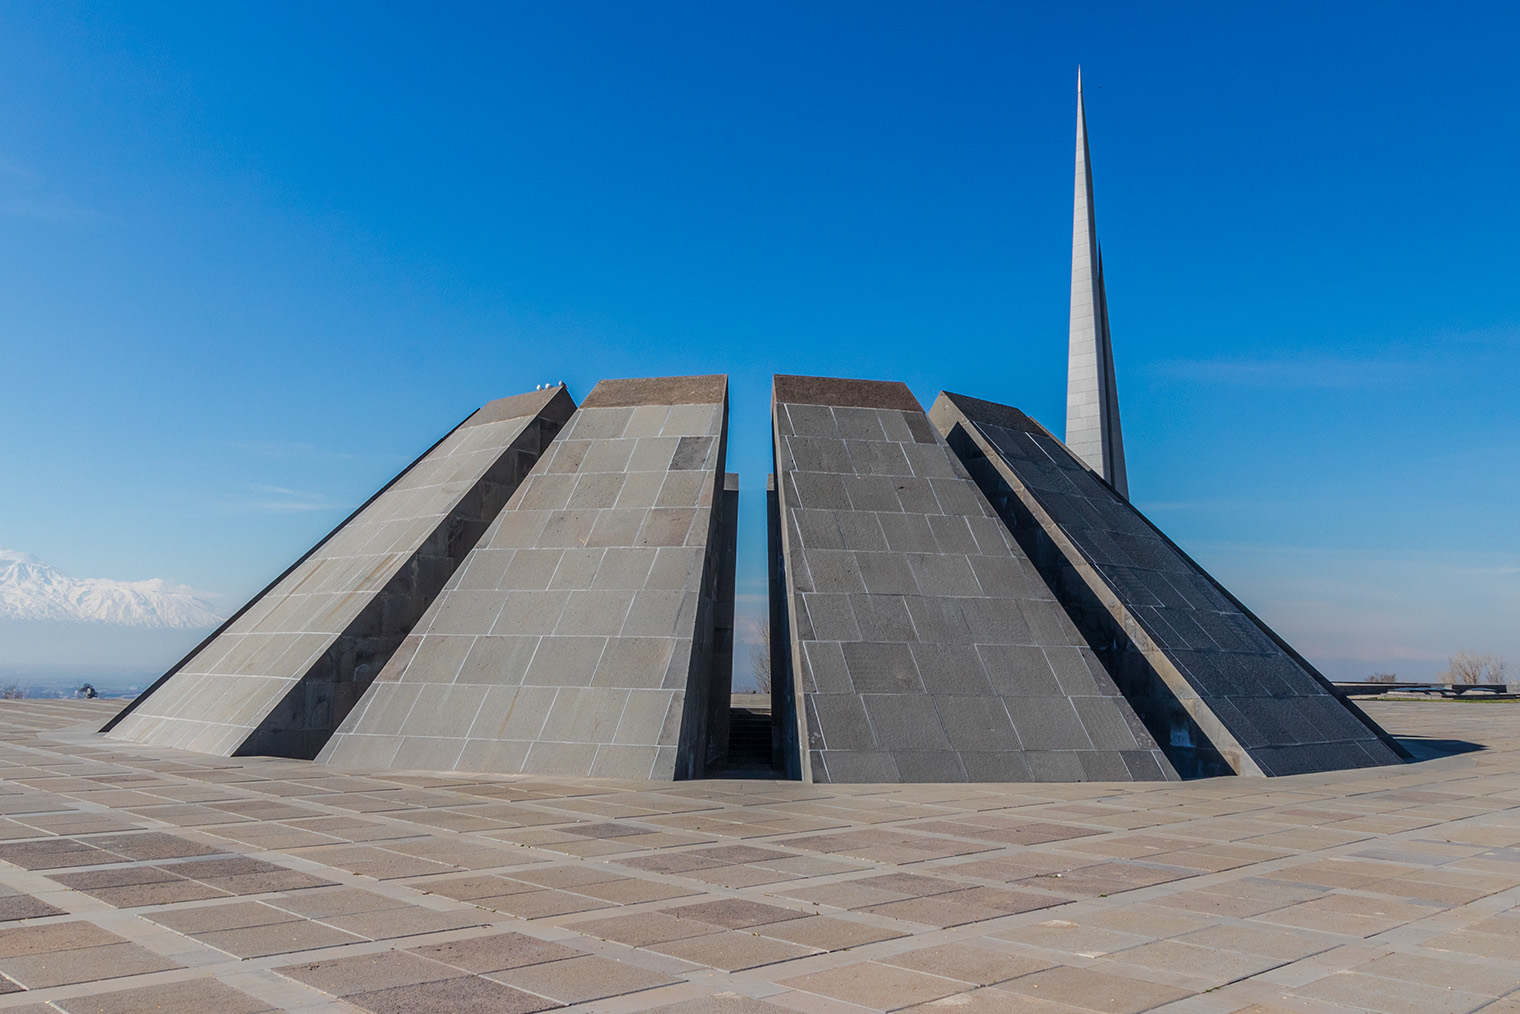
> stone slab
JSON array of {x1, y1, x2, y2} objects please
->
[
  {"x1": 319, "y1": 375, "x2": 735, "y2": 779},
  {"x1": 769, "y1": 375, "x2": 1174, "y2": 782},
  {"x1": 931, "y1": 390, "x2": 1404, "y2": 778},
  {"x1": 106, "y1": 387, "x2": 575, "y2": 760}
]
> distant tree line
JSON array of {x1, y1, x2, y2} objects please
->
[{"x1": 1368, "y1": 651, "x2": 1510, "y2": 685}]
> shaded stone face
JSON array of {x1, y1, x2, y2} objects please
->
[
  {"x1": 105, "y1": 387, "x2": 576, "y2": 760},
  {"x1": 319, "y1": 375, "x2": 733, "y2": 780},
  {"x1": 932, "y1": 390, "x2": 1404, "y2": 778},
  {"x1": 769, "y1": 375, "x2": 1174, "y2": 784}
]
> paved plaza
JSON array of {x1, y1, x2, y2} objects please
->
[{"x1": 0, "y1": 700, "x2": 1514, "y2": 1013}]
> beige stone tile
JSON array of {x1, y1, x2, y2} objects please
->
[
  {"x1": 323, "y1": 905, "x2": 489, "y2": 939},
  {"x1": 1420, "y1": 928, "x2": 1520, "y2": 961},
  {"x1": 50, "y1": 977, "x2": 279, "y2": 1013},
  {"x1": 408, "y1": 930, "x2": 583, "y2": 972},
  {"x1": 0, "y1": 920, "x2": 126, "y2": 957},
  {"x1": 1104, "y1": 938, "x2": 1287, "y2": 984},
  {"x1": 194, "y1": 919, "x2": 365, "y2": 958},
  {"x1": 569, "y1": 911, "x2": 723, "y2": 946},
  {"x1": 1172, "y1": 923, "x2": 1340, "y2": 961},
  {"x1": 1254, "y1": 893, "x2": 1437, "y2": 936},
  {"x1": 473, "y1": 886, "x2": 613, "y2": 918},
  {"x1": 1351, "y1": 949, "x2": 1520, "y2": 997},
  {"x1": 993, "y1": 919, "x2": 1151, "y2": 957},
  {"x1": 998, "y1": 964, "x2": 1191, "y2": 1013},
  {"x1": 782, "y1": 960, "x2": 968, "y2": 1010},
  {"x1": 665, "y1": 897, "x2": 809, "y2": 929},
  {"x1": 650, "y1": 930, "x2": 819, "y2": 971},
  {"x1": 757, "y1": 915, "x2": 908, "y2": 951},
  {"x1": 883, "y1": 941, "x2": 1055, "y2": 985},
  {"x1": 345, "y1": 974, "x2": 558, "y2": 1014},
  {"x1": 486, "y1": 954, "x2": 680, "y2": 1002},
  {"x1": 1289, "y1": 969, "x2": 1491, "y2": 1014},
  {"x1": 0, "y1": 941, "x2": 183, "y2": 988},
  {"x1": 147, "y1": 901, "x2": 296, "y2": 935},
  {"x1": 276, "y1": 949, "x2": 465, "y2": 996},
  {"x1": 898, "y1": 986, "x2": 1088, "y2": 1012}
]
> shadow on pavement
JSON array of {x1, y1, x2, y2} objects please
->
[{"x1": 1396, "y1": 736, "x2": 1487, "y2": 762}]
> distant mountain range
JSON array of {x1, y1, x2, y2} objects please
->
[{"x1": 0, "y1": 549, "x2": 224, "y2": 628}]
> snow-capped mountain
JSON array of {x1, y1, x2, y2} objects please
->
[{"x1": 0, "y1": 549, "x2": 224, "y2": 628}]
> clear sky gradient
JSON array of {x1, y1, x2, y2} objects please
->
[{"x1": 2, "y1": 1, "x2": 1516, "y2": 683}]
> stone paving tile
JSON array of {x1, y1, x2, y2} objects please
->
[
  {"x1": 193, "y1": 918, "x2": 366, "y2": 958},
  {"x1": 0, "y1": 892, "x2": 66, "y2": 920},
  {"x1": 997, "y1": 965, "x2": 1193, "y2": 1012},
  {"x1": 407, "y1": 930, "x2": 584, "y2": 971},
  {"x1": 276, "y1": 948, "x2": 466, "y2": 995},
  {"x1": 50, "y1": 978, "x2": 279, "y2": 1013},
  {"x1": 780, "y1": 960, "x2": 969, "y2": 1010},
  {"x1": 485, "y1": 953, "x2": 681, "y2": 1002},
  {"x1": 900, "y1": 988, "x2": 1090, "y2": 1012},
  {"x1": 641, "y1": 996, "x2": 797, "y2": 1014},
  {"x1": 345, "y1": 974, "x2": 559, "y2": 1013},
  {"x1": 0, "y1": 700, "x2": 1518, "y2": 1013},
  {"x1": 882, "y1": 941, "x2": 1056, "y2": 985},
  {"x1": 0, "y1": 941, "x2": 183, "y2": 988},
  {"x1": 649, "y1": 930, "x2": 821, "y2": 970},
  {"x1": 756, "y1": 914, "x2": 908, "y2": 951}
]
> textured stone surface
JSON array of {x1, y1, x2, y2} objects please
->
[
  {"x1": 0, "y1": 699, "x2": 1512, "y2": 1013},
  {"x1": 320, "y1": 375, "x2": 734, "y2": 778},
  {"x1": 932, "y1": 390, "x2": 1404, "y2": 778},
  {"x1": 105, "y1": 387, "x2": 574, "y2": 759},
  {"x1": 769, "y1": 375, "x2": 1174, "y2": 783}
]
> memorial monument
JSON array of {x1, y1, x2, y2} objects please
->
[{"x1": 104, "y1": 79, "x2": 1403, "y2": 782}]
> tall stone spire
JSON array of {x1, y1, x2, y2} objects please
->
[{"x1": 1065, "y1": 68, "x2": 1129, "y2": 498}]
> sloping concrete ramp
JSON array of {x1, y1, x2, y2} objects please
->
[
  {"x1": 319, "y1": 375, "x2": 734, "y2": 779},
  {"x1": 104, "y1": 387, "x2": 574, "y2": 758},
  {"x1": 769, "y1": 375, "x2": 1175, "y2": 783},
  {"x1": 931, "y1": 391, "x2": 1405, "y2": 777}
]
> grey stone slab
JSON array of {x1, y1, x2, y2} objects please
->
[
  {"x1": 772, "y1": 375, "x2": 1175, "y2": 783},
  {"x1": 106, "y1": 386, "x2": 576, "y2": 759},
  {"x1": 931, "y1": 390, "x2": 1404, "y2": 779},
  {"x1": 321, "y1": 376, "x2": 735, "y2": 779}
]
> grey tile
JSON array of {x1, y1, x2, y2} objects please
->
[
  {"x1": 935, "y1": 696, "x2": 1019, "y2": 752},
  {"x1": 862, "y1": 694, "x2": 951, "y2": 751},
  {"x1": 841, "y1": 642, "x2": 923, "y2": 694}
]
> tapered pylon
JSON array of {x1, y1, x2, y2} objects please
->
[{"x1": 1065, "y1": 69, "x2": 1129, "y2": 498}]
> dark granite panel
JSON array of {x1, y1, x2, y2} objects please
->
[
  {"x1": 933, "y1": 390, "x2": 1403, "y2": 778},
  {"x1": 892, "y1": 751, "x2": 967, "y2": 781},
  {"x1": 863, "y1": 695, "x2": 952, "y2": 751},
  {"x1": 774, "y1": 379, "x2": 1175, "y2": 783}
]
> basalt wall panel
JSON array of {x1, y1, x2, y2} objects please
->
[
  {"x1": 770, "y1": 375, "x2": 1175, "y2": 783},
  {"x1": 931, "y1": 391, "x2": 1405, "y2": 777},
  {"x1": 318, "y1": 375, "x2": 733, "y2": 780},
  {"x1": 105, "y1": 387, "x2": 575, "y2": 758}
]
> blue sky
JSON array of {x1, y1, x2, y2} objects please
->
[{"x1": 2, "y1": 1, "x2": 1516, "y2": 683}]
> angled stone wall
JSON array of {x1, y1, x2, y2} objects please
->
[
  {"x1": 931, "y1": 391, "x2": 1405, "y2": 777},
  {"x1": 104, "y1": 387, "x2": 575, "y2": 758},
  {"x1": 318, "y1": 375, "x2": 734, "y2": 779},
  {"x1": 770, "y1": 375, "x2": 1175, "y2": 783}
]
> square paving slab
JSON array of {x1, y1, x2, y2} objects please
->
[{"x1": 0, "y1": 699, "x2": 1513, "y2": 1012}]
